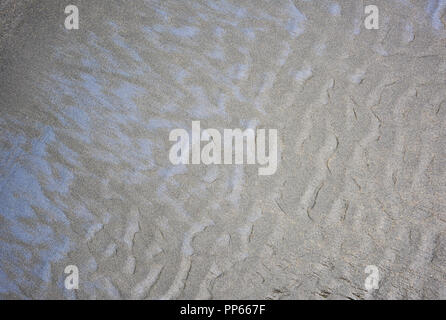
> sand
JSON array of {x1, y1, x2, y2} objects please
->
[{"x1": 0, "y1": 0, "x2": 445, "y2": 299}]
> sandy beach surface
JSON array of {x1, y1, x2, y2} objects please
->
[{"x1": 1, "y1": 0, "x2": 445, "y2": 299}]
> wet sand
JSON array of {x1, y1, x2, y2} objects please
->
[{"x1": 0, "y1": 0, "x2": 446, "y2": 299}]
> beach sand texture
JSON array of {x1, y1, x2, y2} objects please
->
[{"x1": 0, "y1": 0, "x2": 445, "y2": 299}]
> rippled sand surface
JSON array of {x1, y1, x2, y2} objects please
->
[{"x1": 1, "y1": 0, "x2": 445, "y2": 299}]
